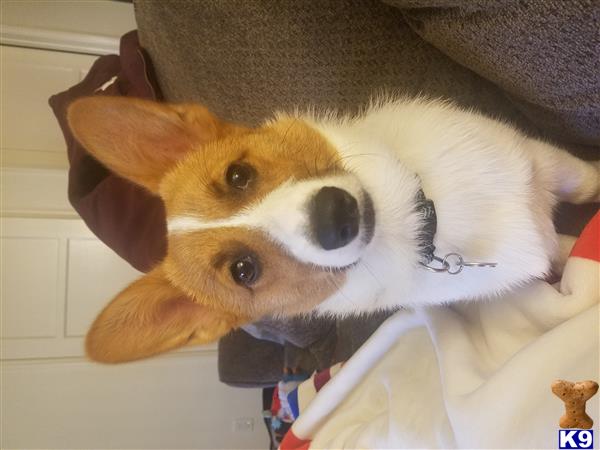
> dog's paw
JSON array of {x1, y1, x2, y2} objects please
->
[
  {"x1": 551, "y1": 234, "x2": 577, "y2": 276},
  {"x1": 576, "y1": 160, "x2": 600, "y2": 204}
]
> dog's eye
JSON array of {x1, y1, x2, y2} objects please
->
[
  {"x1": 230, "y1": 255, "x2": 260, "y2": 285},
  {"x1": 226, "y1": 163, "x2": 254, "y2": 190}
]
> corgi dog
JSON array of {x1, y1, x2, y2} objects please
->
[{"x1": 67, "y1": 96, "x2": 599, "y2": 363}]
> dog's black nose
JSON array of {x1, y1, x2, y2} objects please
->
[{"x1": 311, "y1": 187, "x2": 359, "y2": 250}]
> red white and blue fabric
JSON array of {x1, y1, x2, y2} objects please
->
[{"x1": 281, "y1": 213, "x2": 600, "y2": 449}]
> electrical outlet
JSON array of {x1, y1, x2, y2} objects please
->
[{"x1": 233, "y1": 417, "x2": 255, "y2": 432}]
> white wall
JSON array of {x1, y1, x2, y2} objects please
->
[
  {"x1": 2, "y1": 354, "x2": 266, "y2": 449},
  {"x1": 1, "y1": 2, "x2": 267, "y2": 449}
]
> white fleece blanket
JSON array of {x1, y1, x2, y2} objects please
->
[{"x1": 282, "y1": 214, "x2": 599, "y2": 449}]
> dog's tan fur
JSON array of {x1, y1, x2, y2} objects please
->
[{"x1": 69, "y1": 96, "x2": 345, "y2": 363}]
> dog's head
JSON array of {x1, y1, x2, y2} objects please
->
[{"x1": 68, "y1": 97, "x2": 382, "y2": 363}]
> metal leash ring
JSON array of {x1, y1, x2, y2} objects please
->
[
  {"x1": 421, "y1": 253, "x2": 498, "y2": 274},
  {"x1": 442, "y1": 252, "x2": 465, "y2": 275}
]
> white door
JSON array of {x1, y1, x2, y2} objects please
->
[{"x1": 1, "y1": 3, "x2": 266, "y2": 448}]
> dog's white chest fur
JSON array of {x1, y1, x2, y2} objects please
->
[{"x1": 307, "y1": 99, "x2": 561, "y2": 314}]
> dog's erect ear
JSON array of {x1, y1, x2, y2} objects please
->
[
  {"x1": 67, "y1": 96, "x2": 243, "y2": 193},
  {"x1": 85, "y1": 267, "x2": 242, "y2": 363}
]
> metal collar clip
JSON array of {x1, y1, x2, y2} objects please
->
[{"x1": 420, "y1": 252, "x2": 497, "y2": 275}]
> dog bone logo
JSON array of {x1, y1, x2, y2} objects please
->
[{"x1": 552, "y1": 379, "x2": 599, "y2": 429}]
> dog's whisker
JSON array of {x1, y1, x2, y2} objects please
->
[
  {"x1": 360, "y1": 259, "x2": 383, "y2": 291},
  {"x1": 326, "y1": 274, "x2": 356, "y2": 308}
]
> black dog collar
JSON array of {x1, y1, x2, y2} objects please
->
[
  {"x1": 415, "y1": 189, "x2": 438, "y2": 265},
  {"x1": 415, "y1": 189, "x2": 498, "y2": 274}
]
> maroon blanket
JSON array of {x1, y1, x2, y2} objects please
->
[{"x1": 49, "y1": 31, "x2": 166, "y2": 273}]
